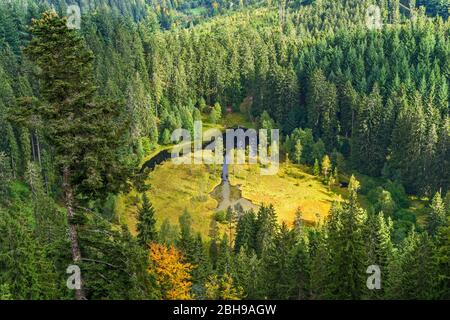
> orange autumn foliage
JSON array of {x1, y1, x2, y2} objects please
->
[{"x1": 148, "y1": 243, "x2": 193, "y2": 300}]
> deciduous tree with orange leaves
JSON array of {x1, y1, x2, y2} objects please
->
[{"x1": 148, "y1": 243, "x2": 193, "y2": 300}]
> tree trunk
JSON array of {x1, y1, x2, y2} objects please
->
[
  {"x1": 31, "y1": 131, "x2": 36, "y2": 162},
  {"x1": 35, "y1": 129, "x2": 42, "y2": 167},
  {"x1": 35, "y1": 130, "x2": 49, "y2": 193},
  {"x1": 63, "y1": 166, "x2": 86, "y2": 300}
]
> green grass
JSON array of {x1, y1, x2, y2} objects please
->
[
  {"x1": 405, "y1": 198, "x2": 429, "y2": 227},
  {"x1": 117, "y1": 160, "x2": 223, "y2": 236},
  {"x1": 117, "y1": 159, "x2": 343, "y2": 236},
  {"x1": 222, "y1": 112, "x2": 254, "y2": 128},
  {"x1": 228, "y1": 162, "x2": 343, "y2": 225}
]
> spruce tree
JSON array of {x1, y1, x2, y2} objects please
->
[
  {"x1": 234, "y1": 210, "x2": 257, "y2": 253},
  {"x1": 428, "y1": 192, "x2": 448, "y2": 236},
  {"x1": 338, "y1": 80, "x2": 358, "y2": 138},
  {"x1": 232, "y1": 247, "x2": 262, "y2": 299},
  {"x1": 365, "y1": 212, "x2": 394, "y2": 299},
  {"x1": 294, "y1": 139, "x2": 303, "y2": 165},
  {"x1": 309, "y1": 229, "x2": 330, "y2": 299},
  {"x1": 261, "y1": 222, "x2": 295, "y2": 299},
  {"x1": 216, "y1": 234, "x2": 232, "y2": 275},
  {"x1": 389, "y1": 91, "x2": 427, "y2": 194},
  {"x1": 321, "y1": 155, "x2": 331, "y2": 182},
  {"x1": 158, "y1": 218, "x2": 179, "y2": 246},
  {"x1": 313, "y1": 158, "x2": 320, "y2": 176},
  {"x1": 178, "y1": 208, "x2": 194, "y2": 260},
  {"x1": 397, "y1": 231, "x2": 438, "y2": 299},
  {"x1": 435, "y1": 223, "x2": 450, "y2": 299},
  {"x1": 137, "y1": 193, "x2": 158, "y2": 247},
  {"x1": 352, "y1": 85, "x2": 391, "y2": 176},
  {"x1": 190, "y1": 233, "x2": 211, "y2": 299},
  {"x1": 204, "y1": 273, "x2": 243, "y2": 300},
  {"x1": 255, "y1": 205, "x2": 278, "y2": 257},
  {"x1": 306, "y1": 69, "x2": 339, "y2": 149},
  {"x1": 12, "y1": 11, "x2": 133, "y2": 299},
  {"x1": 0, "y1": 152, "x2": 12, "y2": 197},
  {"x1": 208, "y1": 218, "x2": 219, "y2": 269},
  {"x1": 326, "y1": 176, "x2": 368, "y2": 299},
  {"x1": 290, "y1": 236, "x2": 310, "y2": 300}
]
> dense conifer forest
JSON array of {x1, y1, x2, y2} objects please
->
[{"x1": 0, "y1": 0, "x2": 449, "y2": 300}]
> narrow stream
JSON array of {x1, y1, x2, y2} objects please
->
[
  {"x1": 213, "y1": 131, "x2": 258, "y2": 213},
  {"x1": 140, "y1": 127, "x2": 259, "y2": 213}
]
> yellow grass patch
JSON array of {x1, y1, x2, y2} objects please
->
[
  {"x1": 228, "y1": 162, "x2": 343, "y2": 225},
  {"x1": 117, "y1": 159, "x2": 223, "y2": 236}
]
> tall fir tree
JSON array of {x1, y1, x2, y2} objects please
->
[
  {"x1": 137, "y1": 193, "x2": 158, "y2": 247},
  {"x1": 427, "y1": 192, "x2": 448, "y2": 236}
]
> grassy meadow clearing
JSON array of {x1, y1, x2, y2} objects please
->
[
  {"x1": 117, "y1": 160, "x2": 343, "y2": 236},
  {"x1": 228, "y1": 162, "x2": 343, "y2": 225},
  {"x1": 116, "y1": 112, "x2": 347, "y2": 237},
  {"x1": 117, "y1": 160, "x2": 223, "y2": 236},
  {"x1": 117, "y1": 111, "x2": 428, "y2": 238}
]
